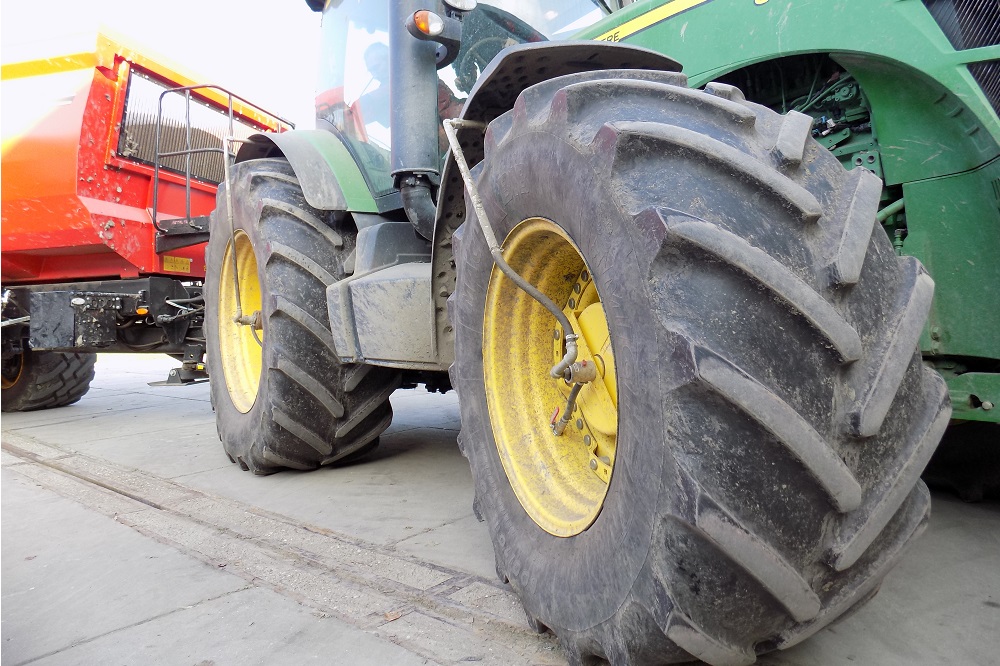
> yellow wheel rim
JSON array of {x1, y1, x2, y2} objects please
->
[
  {"x1": 484, "y1": 218, "x2": 618, "y2": 537},
  {"x1": 218, "y1": 230, "x2": 263, "y2": 413}
]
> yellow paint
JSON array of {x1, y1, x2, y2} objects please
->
[
  {"x1": 218, "y1": 230, "x2": 263, "y2": 413},
  {"x1": 163, "y1": 255, "x2": 192, "y2": 274},
  {"x1": 1, "y1": 53, "x2": 96, "y2": 81},
  {"x1": 1, "y1": 30, "x2": 290, "y2": 131},
  {"x1": 483, "y1": 218, "x2": 618, "y2": 537},
  {"x1": 595, "y1": 0, "x2": 712, "y2": 42}
]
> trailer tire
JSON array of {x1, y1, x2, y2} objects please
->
[
  {"x1": 206, "y1": 158, "x2": 399, "y2": 474},
  {"x1": 449, "y1": 71, "x2": 950, "y2": 664},
  {"x1": 1, "y1": 350, "x2": 96, "y2": 412}
]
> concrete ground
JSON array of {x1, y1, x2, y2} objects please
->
[{"x1": 2, "y1": 354, "x2": 998, "y2": 665}]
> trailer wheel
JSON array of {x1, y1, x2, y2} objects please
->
[
  {"x1": 205, "y1": 158, "x2": 400, "y2": 474},
  {"x1": 449, "y1": 71, "x2": 950, "y2": 664},
  {"x1": 1, "y1": 349, "x2": 96, "y2": 412}
]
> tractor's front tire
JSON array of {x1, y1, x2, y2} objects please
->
[
  {"x1": 450, "y1": 71, "x2": 950, "y2": 664},
  {"x1": 1, "y1": 350, "x2": 96, "y2": 412},
  {"x1": 205, "y1": 158, "x2": 400, "y2": 474}
]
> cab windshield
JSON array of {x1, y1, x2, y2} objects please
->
[{"x1": 317, "y1": 1, "x2": 609, "y2": 201}]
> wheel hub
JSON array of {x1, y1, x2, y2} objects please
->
[{"x1": 483, "y1": 218, "x2": 618, "y2": 537}]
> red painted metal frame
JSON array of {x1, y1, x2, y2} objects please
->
[{"x1": 1, "y1": 35, "x2": 287, "y2": 286}]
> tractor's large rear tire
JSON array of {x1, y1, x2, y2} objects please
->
[
  {"x1": 205, "y1": 158, "x2": 400, "y2": 474},
  {"x1": 450, "y1": 70, "x2": 950, "y2": 665},
  {"x1": 1, "y1": 350, "x2": 96, "y2": 412}
]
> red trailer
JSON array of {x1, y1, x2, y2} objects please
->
[{"x1": 2, "y1": 32, "x2": 289, "y2": 411}]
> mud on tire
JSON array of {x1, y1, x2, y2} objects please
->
[
  {"x1": 1, "y1": 350, "x2": 96, "y2": 412},
  {"x1": 449, "y1": 70, "x2": 950, "y2": 664},
  {"x1": 206, "y1": 158, "x2": 400, "y2": 474}
]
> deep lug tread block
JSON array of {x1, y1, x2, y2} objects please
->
[
  {"x1": 665, "y1": 613, "x2": 755, "y2": 666},
  {"x1": 205, "y1": 158, "x2": 399, "y2": 473},
  {"x1": 271, "y1": 295, "x2": 341, "y2": 359},
  {"x1": 272, "y1": 407, "x2": 333, "y2": 456},
  {"x1": 273, "y1": 356, "x2": 345, "y2": 419},
  {"x1": 260, "y1": 445, "x2": 314, "y2": 471},
  {"x1": 781, "y1": 483, "x2": 931, "y2": 649},
  {"x1": 704, "y1": 81, "x2": 747, "y2": 103},
  {"x1": 696, "y1": 502, "x2": 822, "y2": 622},
  {"x1": 252, "y1": 170, "x2": 300, "y2": 187},
  {"x1": 826, "y1": 168, "x2": 883, "y2": 286},
  {"x1": 511, "y1": 68, "x2": 690, "y2": 131},
  {"x1": 667, "y1": 216, "x2": 862, "y2": 363},
  {"x1": 831, "y1": 374, "x2": 951, "y2": 570},
  {"x1": 262, "y1": 198, "x2": 344, "y2": 248},
  {"x1": 328, "y1": 410, "x2": 392, "y2": 464},
  {"x1": 772, "y1": 110, "x2": 814, "y2": 166},
  {"x1": 343, "y1": 363, "x2": 373, "y2": 393},
  {"x1": 554, "y1": 79, "x2": 756, "y2": 128},
  {"x1": 1, "y1": 351, "x2": 96, "y2": 412},
  {"x1": 266, "y1": 241, "x2": 337, "y2": 286},
  {"x1": 334, "y1": 374, "x2": 402, "y2": 439},
  {"x1": 697, "y1": 351, "x2": 862, "y2": 512},
  {"x1": 848, "y1": 258, "x2": 935, "y2": 437},
  {"x1": 604, "y1": 121, "x2": 823, "y2": 223}
]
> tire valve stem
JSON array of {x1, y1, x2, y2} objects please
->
[{"x1": 552, "y1": 361, "x2": 597, "y2": 436}]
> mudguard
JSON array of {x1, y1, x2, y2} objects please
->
[{"x1": 235, "y1": 129, "x2": 378, "y2": 214}]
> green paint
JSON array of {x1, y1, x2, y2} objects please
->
[
  {"x1": 947, "y1": 373, "x2": 1000, "y2": 423},
  {"x1": 576, "y1": 0, "x2": 1000, "y2": 424},
  {"x1": 303, "y1": 130, "x2": 380, "y2": 213},
  {"x1": 904, "y1": 157, "x2": 1000, "y2": 361},
  {"x1": 577, "y1": 0, "x2": 1000, "y2": 184}
]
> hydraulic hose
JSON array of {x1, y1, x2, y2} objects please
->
[{"x1": 442, "y1": 118, "x2": 578, "y2": 378}]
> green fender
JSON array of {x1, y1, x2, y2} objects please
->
[{"x1": 235, "y1": 129, "x2": 378, "y2": 213}]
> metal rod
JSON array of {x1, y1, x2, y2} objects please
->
[
  {"x1": 157, "y1": 147, "x2": 227, "y2": 158},
  {"x1": 222, "y1": 135, "x2": 243, "y2": 323},
  {"x1": 442, "y1": 118, "x2": 579, "y2": 379},
  {"x1": 552, "y1": 383, "x2": 584, "y2": 436},
  {"x1": 184, "y1": 89, "x2": 193, "y2": 223},
  {"x1": 152, "y1": 94, "x2": 166, "y2": 232},
  {"x1": 149, "y1": 83, "x2": 293, "y2": 235}
]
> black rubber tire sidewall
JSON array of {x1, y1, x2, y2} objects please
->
[
  {"x1": 1, "y1": 350, "x2": 96, "y2": 412},
  {"x1": 455, "y1": 131, "x2": 681, "y2": 633},
  {"x1": 205, "y1": 178, "x2": 273, "y2": 461}
]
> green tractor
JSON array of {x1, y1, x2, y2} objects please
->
[{"x1": 205, "y1": 1, "x2": 999, "y2": 663}]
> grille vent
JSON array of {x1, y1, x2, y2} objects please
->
[
  {"x1": 924, "y1": 0, "x2": 1000, "y2": 50},
  {"x1": 968, "y1": 60, "x2": 1000, "y2": 117},
  {"x1": 117, "y1": 72, "x2": 260, "y2": 184}
]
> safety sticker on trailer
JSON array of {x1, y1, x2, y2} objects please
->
[{"x1": 163, "y1": 255, "x2": 192, "y2": 273}]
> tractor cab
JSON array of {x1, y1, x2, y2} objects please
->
[{"x1": 314, "y1": 1, "x2": 611, "y2": 206}]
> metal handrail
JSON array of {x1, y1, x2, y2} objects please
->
[{"x1": 150, "y1": 83, "x2": 291, "y2": 233}]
